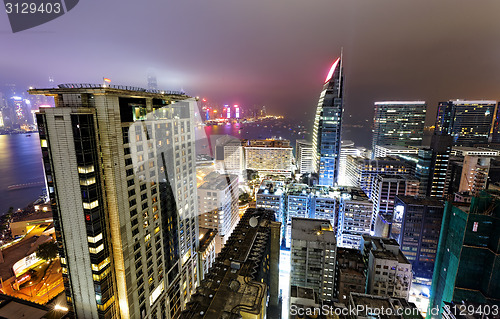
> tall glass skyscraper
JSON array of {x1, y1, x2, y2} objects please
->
[
  {"x1": 435, "y1": 100, "x2": 497, "y2": 146},
  {"x1": 312, "y1": 56, "x2": 344, "y2": 186},
  {"x1": 371, "y1": 101, "x2": 426, "y2": 156}
]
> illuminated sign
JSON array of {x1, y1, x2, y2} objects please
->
[
  {"x1": 12, "y1": 252, "x2": 43, "y2": 277},
  {"x1": 393, "y1": 205, "x2": 405, "y2": 223},
  {"x1": 473, "y1": 221, "x2": 478, "y2": 232}
]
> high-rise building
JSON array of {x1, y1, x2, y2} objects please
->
[
  {"x1": 296, "y1": 139, "x2": 314, "y2": 174},
  {"x1": 335, "y1": 248, "x2": 367, "y2": 301},
  {"x1": 339, "y1": 141, "x2": 366, "y2": 186},
  {"x1": 285, "y1": 184, "x2": 312, "y2": 248},
  {"x1": 372, "y1": 101, "x2": 426, "y2": 155},
  {"x1": 214, "y1": 135, "x2": 245, "y2": 176},
  {"x1": 360, "y1": 235, "x2": 412, "y2": 299},
  {"x1": 290, "y1": 217, "x2": 337, "y2": 300},
  {"x1": 197, "y1": 228, "x2": 217, "y2": 282},
  {"x1": 312, "y1": 56, "x2": 344, "y2": 186},
  {"x1": 181, "y1": 208, "x2": 281, "y2": 319},
  {"x1": 447, "y1": 154, "x2": 492, "y2": 197},
  {"x1": 415, "y1": 134, "x2": 453, "y2": 198},
  {"x1": 310, "y1": 186, "x2": 338, "y2": 222},
  {"x1": 32, "y1": 84, "x2": 198, "y2": 319},
  {"x1": 244, "y1": 139, "x2": 293, "y2": 178},
  {"x1": 256, "y1": 180, "x2": 285, "y2": 219},
  {"x1": 373, "y1": 145, "x2": 419, "y2": 159},
  {"x1": 371, "y1": 174, "x2": 419, "y2": 236},
  {"x1": 337, "y1": 187, "x2": 373, "y2": 249},
  {"x1": 345, "y1": 156, "x2": 412, "y2": 199},
  {"x1": 429, "y1": 191, "x2": 500, "y2": 317},
  {"x1": 197, "y1": 172, "x2": 239, "y2": 253},
  {"x1": 435, "y1": 100, "x2": 497, "y2": 146},
  {"x1": 256, "y1": 180, "x2": 285, "y2": 244},
  {"x1": 392, "y1": 196, "x2": 444, "y2": 282}
]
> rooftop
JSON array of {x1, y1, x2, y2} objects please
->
[
  {"x1": 0, "y1": 294, "x2": 50, "y2": 319},
  {"x1": 29, "y1": 83, "x2": 187, "y2": 97},
  {"x1": 11, "y1": 210, "x2": 54, "y2": 223},
  {"x1": 446, "y1": 99, "x2": 497, "y2": 105},
  {"x1": 246, "y1": 139, "x2": 292, "y2": 148},
  {"x1": 199, "y1": 173, "x2": 238, "y2": 191},
  {"x1": 181, "y1": 208, "x2": 279, "y2": 319},
  {"x1": 291, "y1": 217, "x2": 336, "y2": 243},
  {"x1": 395, "y1": 195, "x2": 444, "y2": 207},
  {"x1": 256, "y1": 180, "x2": 284, "y2": 196},
  {"x1": 349, "y1": 293, "x2": 400, "y2": 319}
]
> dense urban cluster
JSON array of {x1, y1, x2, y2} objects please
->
[{"x1": 0, "y1": 56, "x2": 498, "y2": 319}]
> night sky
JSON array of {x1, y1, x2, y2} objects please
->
[{"x1": 2, "y1": 0, "x2": 500, "y2": 124}]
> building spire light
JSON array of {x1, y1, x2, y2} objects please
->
[{"x1": 325, "y1": 57, "x2": 340, "y2": 83}]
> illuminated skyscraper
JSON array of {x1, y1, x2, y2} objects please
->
[
  {"x1": 372, "y1": 101, "x2": 426, "y2": 157},
  {"x1": 312, "y1": 56, "x2": 344, "y2": 186},
  {"x1": 435, "y1": 100, "x2": 497, "y2": 146},
  {"x1": 234, "y1": 105, "x2": 240, "y2": 118},
  {"x1": 31, "y1": 84, "x2": 198, "y2": 319}
]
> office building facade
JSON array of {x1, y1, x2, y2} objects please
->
[
  {"x1": 435, "y1": 100, "x2": 497, "y2": 146},
  {"x1": 360, "y1": 235, "x2": 412, "y2": 299},
  {"x1": 244, "y1": 139, "x2": 293, "y2": 178},
  {"x1": 197, "y1": 173, "x2": 239, "y2": 252},
  {"x1": 345, "y1": 156, "x2": 412, "y2": 199},
  {"x1": 337, "y1": 188, "x2": 373, "y2": 249},
  {"x1": 392, "y1": 196, "x2": 444, "y2": 282},
  {"x1": 296, "y1": 139, "x2": 314, "y2": 174},
  {"x1": 371, "y1": 174, "x2": 419, "y2": 236},
  {"x1": 372, "y1": 101, "x2": 426, "y2": 155},
  {"x1": 290, "y1": 218, "x2": 337, "y2": 300}
]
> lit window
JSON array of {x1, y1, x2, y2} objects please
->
[
  {"x1": 80, "y1": 176, "x2": 96, "y2": 186},
  {"x1": 91, "y1": 257, "x2": 110, "y2": 271},
  {"x1": 88, "y1": 233, "x2": 103, "y2": 243},
  {"x1": 78, "y1": 165, "x2": 95, "y2": 174},
  {"x1": 83, "y1": 200, "x2": 99, "y2": 210}
]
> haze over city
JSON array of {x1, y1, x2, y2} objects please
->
[{"x1": 2, "y1": 0, "x2": 500, "y2": 121}]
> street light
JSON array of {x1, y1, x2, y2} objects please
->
[{"x1": 54, "y1": 304, "x2": 68, "y2": 312}]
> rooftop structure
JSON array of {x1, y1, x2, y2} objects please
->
[{"x1": 181, "y1": 208, "x2": 280, "y2": 319}]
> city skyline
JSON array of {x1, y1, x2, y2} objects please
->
[
  {"x1": 2, "y1": 2, "x2": 500, "y2": 318},
  {"x1": 2, "y1": 1, "x2": 500, "y2": 121}
]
